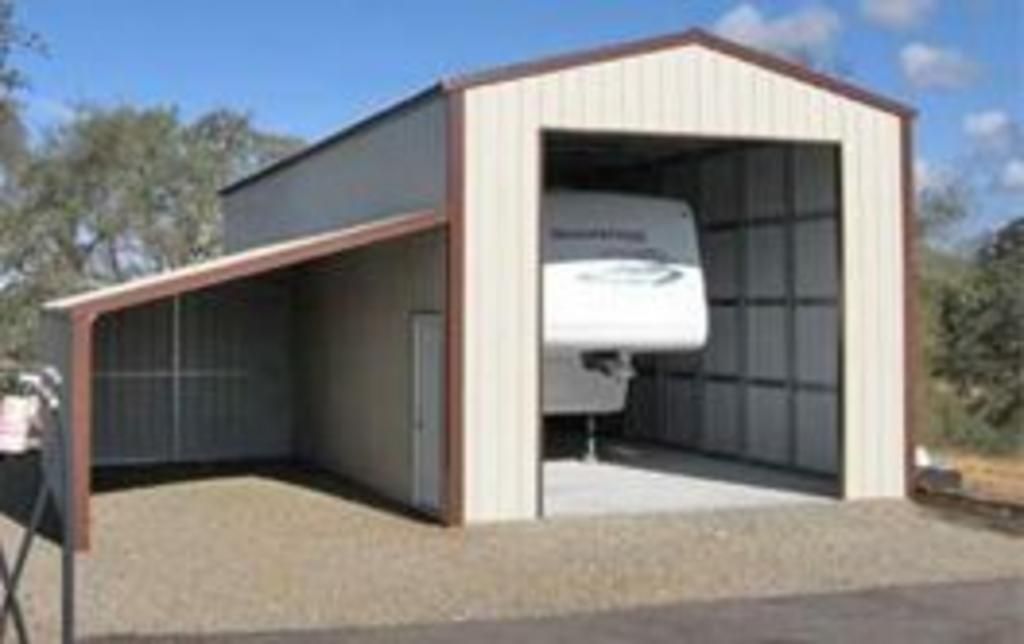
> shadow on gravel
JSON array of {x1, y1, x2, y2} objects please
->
[
  {"x1": 0, "y1": 452, "x2": 63, "y2": 542},
  {"x1": 85, "y1": 579, "x2": 1024, "y2": 644},
  {"x1": 915, "y1": 492, "x2": 1024, "y2": 536},
  {"x1": 93, "y1": 460, "x2": 432, "y2": 523}
]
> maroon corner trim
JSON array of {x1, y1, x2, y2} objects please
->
[
  {"x1": 443, "y1": 91, "x2": 466, "y2": 526},
  {"x1": 901, "y1": 117, "x2": 920, "y2": 497}
]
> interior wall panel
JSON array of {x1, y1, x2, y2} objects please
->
[
  {"x1": 702, "y1": 382, "x2": 741, "y2": 454},
  {"x1": 795, "y1": 220, "x2": 838, "y2": 297},
  {"x1": 178, "y1": 275, "x2": 293, "y2": 461},
  {"x1": 746, "y1": 226, "x2": 786, "y2": 297},
  {"x1": 746, "y1": 306, "x2": 787, "y2": 380},
  {"x1": 294, "y1": 230, "x2": 445, "y2": 507},
  {"x1": 745, "y1": 386, "x2": 789, "y2": 464},
  {"x1": 91, "y1": 274, "x2": 293, "y2": 466},
  {"x1": 796, "y1": 391, "x2": 839, "y2": 473}
]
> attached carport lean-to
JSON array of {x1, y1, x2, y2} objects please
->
[
  {"x1": 540, "y1": 133, "x2": 843, "y2": 516},
  {"x1": 39, "y1": 210, "x2": 447, "y2": 550}
]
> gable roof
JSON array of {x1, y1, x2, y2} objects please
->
[
  {"x1": 222, "y1": 28, "x2": 914, "y2": 196},
  {"x1": 441, "y1": 29, "x2": 915, "y2": 117}
]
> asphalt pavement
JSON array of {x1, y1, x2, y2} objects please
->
[{"x1": 92, "y1": 578, "x2": 1024, "y2": 644}]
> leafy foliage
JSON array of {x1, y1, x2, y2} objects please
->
[
  {"x1": 0, "y1": 0, "x2": 44, "y2": 186},
  {"x1": 915, "y1": 171, "x2": 1023, "y2": 455},
  {"x1": 0, "y1": 106, "x2": 302, "y2": 361},
  {"x1": 932, "y1": 219, "x2": 1024, "y2": 432}
]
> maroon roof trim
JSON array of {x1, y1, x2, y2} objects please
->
[{"x1": 442, "y1": 29, "x2": 915, "y2": 119}]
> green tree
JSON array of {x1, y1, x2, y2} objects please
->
[
  {"x1": 933, "y1": 218, "x2": 1024, "y2": 442},
  {"x1": 0, "y1": 0, "x2": 44, "y2": 177},
  {"x1": 0, "y1": 105, "x2": 302, "y2": 361}
]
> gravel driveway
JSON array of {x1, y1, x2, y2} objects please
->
[{"x1": 2, "y1": 466, "x2": 1022, "y2": 640}]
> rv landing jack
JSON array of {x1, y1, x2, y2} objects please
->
[{"x1": 584, "y1": 416, "x2": 599, "y2": 463}]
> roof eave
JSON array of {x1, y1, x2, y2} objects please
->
[{"x1": 219, "y1": 83, "x2": 446, "y2": 197}]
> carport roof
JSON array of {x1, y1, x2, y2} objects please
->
[{"x1": 45, "y1": 208, "x2": 445, "y2": 318}]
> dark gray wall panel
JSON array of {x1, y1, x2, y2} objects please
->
[
  {"x1": 662, "y1": 378, "x2": 700, "y2": 448},
  {"x1": 794, "y1": 146, "x2": 838, "y2": 215},
  {"x1": 177, "y1": 375, "x2": 290, "y2": 461},
  {"x1": 746, "y1": 226, "x2": 786, "y2": 297},
  {"x1": 745, "y1": 386, "x2": 789, "y2": 464},
  {"x1": 746, "y1": 147, "x2": 787, "y2": 220},
  {"x1": 92, "y1": 376, "x2": 174, "y2": 463},
  {"x1": 795, "y1": 219, "x2": 838, "y2": 298},
  {"x1": 700, "y1": 154, "x2": 740, "y2": 224},
  {"x1": 705, "y1": 306, "x2": 739, "y2": 374},
  {"x1": 624, "y1": 375, "x2": 659, "y2": 440},
  {"x1": 746, "y1": 306, "x2": 787, "y2": 380},
  {"x1": 94, "y1": 300, "x2": 173, "y2": 373},
  {"x1": 795, "y1": 391, "x2": 839, "y2": 474},
  {"x1": 795, "y1": 306, "x2": 839, "y2": 385},
  {"x1": 177, "y1": 275, "x2": 293, "y2": 462},
  {"x1": 92, "y1": 272, "x2": 294, "y2": 466},
  {"x1": 705, "y1": 231, "x2": 739, "y2": 298},
  {"x1": 702, "y1": 382, "x2": 741, "y2": 454}
]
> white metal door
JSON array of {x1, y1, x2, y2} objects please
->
[{"x1": 412, "y1": 313, "x2": 443, "y2": 513}]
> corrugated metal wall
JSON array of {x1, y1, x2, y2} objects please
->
[
  {"x1": 461, "y1": 43, "x2": 906, "y2": 521},
  {"x1": 293, "y1": 230, "x2": 445, "y2": 506},
  {"x1": 223, "y1": 95, "x2": 448, "y2": 251},
  {"x1": 91, "y1": 273, "x2": 293, "y2": 466},
  {"x1": 626, "y1": 143, "x2": 840, "y2": 478}
]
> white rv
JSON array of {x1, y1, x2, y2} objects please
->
[{"x1": 542, "y1": 191, "x2": 708, "y2": 455}]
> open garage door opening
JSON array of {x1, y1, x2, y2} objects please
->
[
  {"x1": 539, "y1": 131, "x2": 843, "y2": 518},
  {"x1": 78, "y1": 217, "x2": 448, "y2": 542}
]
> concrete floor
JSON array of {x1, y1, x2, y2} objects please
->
[{"x1": 544, "y1": 441, "x2": 835, "y2": 517}]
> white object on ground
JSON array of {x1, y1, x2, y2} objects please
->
[{"x1": 0, "y1": 395, "x2": 41, "y2": 455}]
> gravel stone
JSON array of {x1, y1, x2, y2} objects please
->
[{"x1": 1, "y1": 468, "x2": 1021, "y2": 640}]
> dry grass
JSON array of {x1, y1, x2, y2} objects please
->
[{"x1": 951, "y1": 453, "x2": 1024, "y2": 505}]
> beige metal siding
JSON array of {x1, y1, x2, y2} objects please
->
[
  {"x1": 294, "y1": 230, "x2": 445, "y2": 506},
  {"x1": 224, "y1": 97, "x2": 447, "y2": 251},
  {"x1": 461, "y1": 45, "x2": 906, "y2": 521}
]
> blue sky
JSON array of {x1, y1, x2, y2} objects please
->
[{"x1": 13, "y1": 0, "x2": 1023, "y2": 234}]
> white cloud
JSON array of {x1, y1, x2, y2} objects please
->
[
  {"x1": 964, "y1": 110, "x2": 1019, "y2": 154},
  {"x1": 1001, "y1": 159, "x2": 1024, "y2": 192},
  {"x1": 900, "y1": 43, "x2": 979, "y2": 89},
  {"x1": 862, "y1": 0, "x2": 935, "y2": 29},
  {"x1": 713, "y1": 3, "x2": 842, "y2": 66}
]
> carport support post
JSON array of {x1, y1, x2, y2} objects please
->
[
  {"x1": 64, "y1": 312, "x2": 95, "y2": 642},
  {"x1": 60, "y1": 354, "x2": 76, "y2": 644}
]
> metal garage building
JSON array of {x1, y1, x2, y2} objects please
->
[{"x1": 39, "y1": 29, "x2": 916, "y2": 549}]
